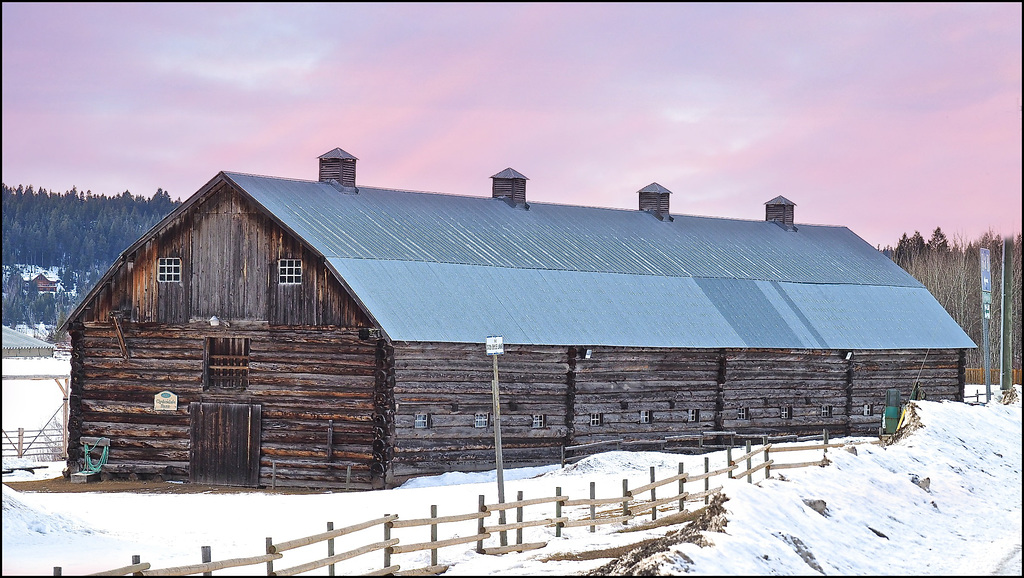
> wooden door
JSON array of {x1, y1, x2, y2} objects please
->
[{"x1": 189, "y1": 402, "x2": 261, "y2": 487}]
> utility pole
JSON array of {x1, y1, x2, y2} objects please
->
[
  {"x1": 486, "y1": 335, "x2": 507, "y2": 546},
  {"x1": 1000, "y1": 237, "x2": 1014, "y2": 392}
]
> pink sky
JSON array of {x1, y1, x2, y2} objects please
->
[{"x1": 2, "y1": 3, "x2": 1020, "y2": 249}]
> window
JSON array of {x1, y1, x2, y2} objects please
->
[
  {"x1": 781, "y1": 406, "x2": 792, "y2": 419},
  {"x1": 687, "y1": 409, "x2": 700, "y2": 422},
  {"x1": 279, "y1": 259, "x2": 302, "y2": 284},
  {"x1": 639, "y1": 410, "x2": 652, "y2": 424},
  {"x1": 414, "y1": 413, "x2": 429, "y2": 429},
  {"x1": 590, "y1": 413, "x2": 603, "y2": 426},
  {"x1": 532, "y1": 414, "x2": 545, "y2": 428},
  {"x1": 475, "y1": 413, "x2": 489, "y2": 428},
  {"x1": 204, "y1": 337, "x2": 250, "y2": 390},
  {"x1": 821, "y1": 405, "x2": 833, "y2": 418},
  {"x1": 158, "y1": 257, "x2": 181, "y2": 282},
  {"x1": 737, "y1": 407, "x2": 749, "y2": 420},
  {"x1": 862, "y1": 404, "x2": 872, "y2": 416}
]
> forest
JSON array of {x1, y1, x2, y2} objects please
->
[
  {"x1": 1, "y1": 183, "x2": 180, "y2": 332},
  {"x1": 0, "y1": 183, "x2": 1020, "y2": 372}
]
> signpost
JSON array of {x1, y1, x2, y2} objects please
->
[
  {"x1": 486, "y1": 335, "x2": 507, "y2": 546},
  {"x1": 999, "y1": 238, "x2": 1014, "y2": 392},
  {"x1": 980, "y1": 248, "x2": 992, "y2": 402}
]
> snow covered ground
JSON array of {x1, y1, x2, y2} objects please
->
[{"x1": 3, "y1": 386, "x2": 1021, "y2": 576}]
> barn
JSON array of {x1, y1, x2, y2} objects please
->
[{"x1": 62, "y1": 147, "x2": 975, "y2": 489}]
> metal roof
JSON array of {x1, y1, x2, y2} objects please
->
[
  {"x1": 318, "y1": 148, "x2": 358, "y2": 160},
  {"x1": 765, "y1": 195, "x2": 796, "y2": 206},
  {"x1": 491, "y1": 168, "x2": 529, "y2": 180},
  {"x1": 638, "y1": 183, "x2": 673, "y2": 195},
  {"x1": 223, "y1": 172, "x2": 974, "y2": 349},
  {"x1": 2, "y1": 326, "x2": 54, "y2": 358}
]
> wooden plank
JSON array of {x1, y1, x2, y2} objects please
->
[
  {"x1": 271, "y1": 515, "x2": 398, "y2": 553},
  {"x1": 391, "y1": 511, "x2": 490, "y2": 529},
  {"x1": 272, "y1": 539, "x2": 399, "y2": 576},
  {"x1": 390, "y1": 533, "x2": 490, "y2": 554},
  {"x1": 480, "y1": 542, "x2": 546, "y2": 555}
]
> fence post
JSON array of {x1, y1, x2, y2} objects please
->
[
  {"x1": 823, "y1": 429, "x2": 829, "y2": 453},
  {"x1": 53, "y1": 567, "x2": 60, "y2": 576},
  {"x1": 327, "y1": 522, "x2": 336, "y2": 576},
  {"x1": 271, "y1": 460, "x2": 276, "y2": 489},
  {"x1": 763, "y1": 440, "x2": 771, "y2": 480},
  {"x1": 556, "y1": 487, "x2": 563, "y2": 537},
  {"x1": 561, "y1": 445, "x2": 565, "y2": 468},
  {"x1": 727, "y1": 446, "x2": 734, "y2": 478},
  {"x1": 589, "y1": 481, "x2": 596, "y2": 533},
  {"x1": 384, "y1": 514, "x2": 392, "y2": 568},
  {"x1": 132, "y1": 555, "x2": 141, "y2": 566},
  {"x1": 516, "y1": 492, "x2": 524, "y2": 545},
  {"x1": 649, "y1": 467, "x2": 657, "y2": 521},
  {"x1": 346, "y1": 465, "x2": 352, "y2": 491},
  {"x1": 622, "y1": 479, "x2": 630, "y2": 523},
  {"x1": 477, "y1": 495, "x2": 486, "y2": 553},
  {"x1": 746, "y1": 441, "x2": 753, "y2": 483},
  {"x1": 430, "y1": 505, "x2": 438, "y2": 566},
  {"x1": 678, "y1": 463, "x2": 685, "y2": 512},
  {"x1": 266, "y1": 537, "x2": 274, "y2": 575},
  {"x1": 18, "y1": 428, "x2": 24, "y2": 458},
  {"x1": 704, "y1": 457, "x2": 710, "y2": 505},
  {"x1": 201, "y1": 546, "x2": 212, "y2": 577}
]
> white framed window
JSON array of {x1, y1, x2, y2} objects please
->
[
  {"x1": 687, "y1": 409, "x2": 700, "y2": 422},
  {"x1": 475, "y1": 413, "x2": 489, "y2": 428},
  {"x1": 158, "y1": 257, "x2": 181, "y2": 282},
  {"x1": 737, "y1": 407, "x2": 749, "y2": 420},
  {"x1": 862, "y1": 404, "x2": 872, "y2": 416},
  {"x1": 279, "y1": 259, "x2": 302, "y2": 284},
  {"x1": 639, "y1": 410, "x2": 652, "y2": 424},
  {"x1": 781, "y1": 406, "x2": 792, "y2": 419},
  {"x1": 414, "y1": 413, "x2": 429, "y2": 429},
  {"x1": 590, "y1": 413, "x2": 603, "y2": 426},
  {"x1": 532, "y1": 414, "x2": 545, "y2": 428},
  {"x1": 821, "y1": 405, "x2": 833, "y2": 418}
]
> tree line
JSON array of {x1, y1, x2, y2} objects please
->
[
  {"x1": 885, "y1": 227, "x2": 1022, "y2": 372},
  {"x1": 2, "y1": 183, "x2": 180, "y2": 330}
]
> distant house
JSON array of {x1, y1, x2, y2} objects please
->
[
  {"x1": 62, "y1": 147, "x2": 975, "y2": 489},
  {"x1": 24, "y1": 272, "x2": 59, "y2": 293}
]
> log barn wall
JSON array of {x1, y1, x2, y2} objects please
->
[
  {"x1": 67, "y1": 181, "x2": 380, "y2": 488},
  {"x1": 387, "y1": 342, "x2": 570, "y2": 484}
]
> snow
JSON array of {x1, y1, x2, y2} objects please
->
[
  {"x1": 1, "y1": 357, "x2": 70, "y2": 432},
  {"x1": 2, "y1": 383, "x2": 1020, "y2": 576}
]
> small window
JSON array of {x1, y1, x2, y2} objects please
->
[
  {"x1": 639, "y1": 410, "x2": 652, "y2": 424},
  {"x1": 158, "y1": 257, "x2": 181, "y2": 282},
  {"x1": 532, "y1": 414, "x2": 545, "y2": 428},
  {"x1": 204, "y1": 337, "x2": 249, "y2": 390},
  {"x1": 590, "y1": 413, "x2": 603, "y2": 426},
  {"x1": 687, "y1": 409, "x2": 700, "y2": 423},
  {"x1": 279, "y1": 259, "x2": 302, "y2": 284},
  {"x1": 862, "y1": 404, "x2": 872, "y2": 416},
  {"x1": 414, "y1": 413, "x2": 430, "y2": 429},
  {"x1": 737, "y1": 407, "x2": 749, "y2": 420},
  {"x1": 821, "y1": 405, "x2": 833, "y2": 418},
  {"x1": 781, "y1": 406, "x2": 792, "y2": 419},
  {"x1": 475, "y1": 413, "x2": 489, "y2": 428}
]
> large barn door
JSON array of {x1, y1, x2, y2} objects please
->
[{"x1": 189, "y1": 402, "x2": 261, "y2": 487}]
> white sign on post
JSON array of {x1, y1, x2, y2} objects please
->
[
  {"x1": 486, "y1": 335, "x2": 504, "y2": 355},
  {"x1": 154, "y1": 390, "x2": 178, "y2": 411}
]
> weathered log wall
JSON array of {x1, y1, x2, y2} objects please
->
[
  {"x1": 68, "y1": 323, "x2": 379, "y2": 489},
  {"x1": 382, "y1": 345, "x2": 964, "y2": 484},
  {"x1": 387, "y1": 342, "x2": 570, "y2": 484}
]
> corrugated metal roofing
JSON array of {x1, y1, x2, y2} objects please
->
[
  {"x1": 223, "y1": 172, "x2": 974, "y2": 349},
  {"x1": 2, "y1": 326, "x2": 55, "y2": 357},
  {"x1": 491, "y1": 168, "x2": 529, "y2": 180}
]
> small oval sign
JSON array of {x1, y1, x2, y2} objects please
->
[{"x1": 154, "y1": 390, "x2": 178, "y2": 411}]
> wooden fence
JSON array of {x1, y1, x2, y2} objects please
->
[
  {"x1": 54, "y1": 433, "x2": 880, "y2": 576},
  {"x1": 965, "y1": 368, "x2": 1022, "y2": 386}
]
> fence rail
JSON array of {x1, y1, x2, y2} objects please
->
[{"x1": 55, "y1": 431, "x2": 882, "y2": 577}]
